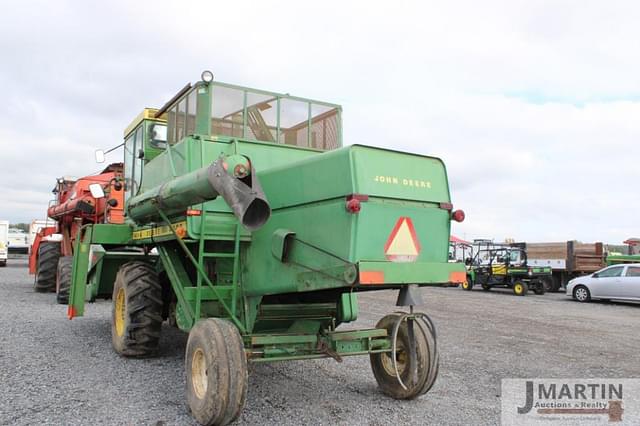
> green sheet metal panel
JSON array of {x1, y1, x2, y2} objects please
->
[
  {"x1": 352, "y1": 198, "x2": 450, "y2": 263},
  {"x1": 350, "y1": 145, "x2": 451, "y2": 203},
  {"x1": 255, "y1": 147, "x2": 353, "y2": 209},
  {"x1": 256, "y1": 144, "x2": 450, "y2": 210},
  {"x1": 90, "y1": 223, "x2": 133, "y2": 244},
  {"x1": 241, "y1": 145, "x2": 458, "y2": 296},
  {"x1": 243, "y1": 198, "x2": 354, "y2": 296}
]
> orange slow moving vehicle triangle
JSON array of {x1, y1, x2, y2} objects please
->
[{"x1": 384, "y1": 217, "x2": 421, "y2": 262}]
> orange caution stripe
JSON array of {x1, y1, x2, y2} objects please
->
[
  {"x1": 359, "y1": 270, "x2": 385, "y2": 284},
  {"x1": 449, "y1": 271, "x2": 467, "y2": 283}
]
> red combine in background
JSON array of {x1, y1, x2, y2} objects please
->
[{"x1": 29, "y1": 163, "x2": 125, "y2": 303}]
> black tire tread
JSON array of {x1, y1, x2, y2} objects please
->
[
  {"x1": 370, "y1": 313, "x2": 438, "y2": 400},
  {"x1": 56, "y1": 256, "x2": 73, "y2": 304},
  {"x1": 186, "y1": 318, "x2": 248, "y2": 426},
  {"x1": 217, "y1": 320, "x2": 248, "y2": 425},
  {"x1": 35, "y1": 242, "x2": 61, "y2": 292},
  {"x1": 111, "y1": 261, "x2": 163, "y2": 357}
]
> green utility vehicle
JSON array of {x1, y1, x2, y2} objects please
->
[
  {"x1": 68, "y1": 72, "x2": 466, "y2": 425},
  {"x1": 463, "y1": 240, "x2": 551, "y2": 296}
]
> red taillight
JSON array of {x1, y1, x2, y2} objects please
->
[
  {"x1": 346, "y1": 198, "x2": 361, "y2": 213},
  {"x1": 345, "y1": 194, "x2": 368, "y2": 214},
  {"x1": 452, "y1": 209, "x2": 465, "y2": 222},
  {"x1": 186, "y1": 209, "x2": 201, "y2": 216}
]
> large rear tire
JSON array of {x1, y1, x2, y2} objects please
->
[
  {"x1": 56, "y1": 256, "x2": 73, "y2": 304},
  {"x1": 35, "y1": 242, "x2": 61, "y2": 292},
  {"x1": 111, "y1": 261, "x2": 163, "y2": 357},
  {"x1": 370, "y1": 313, "x2": 438, "y2": 399},
  {"x1": 186, "y1": 318, "x2": 248, "y2": 426}
]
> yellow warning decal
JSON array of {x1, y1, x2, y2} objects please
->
[
  {"x1": 132, "y1": 221, "x2": 187, "y2": 240},
  {"x1": 491, "y1": 264, "x2": 507, "y2": 275}
]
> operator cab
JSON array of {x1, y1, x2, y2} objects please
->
[
  {"x1": 121, "y1": 74, "x2": 342, "y2": 203},
  {"x1": 160, "y1": 78, "x2": 342, "y2": 150},
  {"x1": 122, "y1": 109, "x2": 168, "y2": 200}
]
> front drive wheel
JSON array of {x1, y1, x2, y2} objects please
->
[
  {"x1": 186, "y1": 318, "x2": 248, "y2": 426},
  {"x1": 513, "y1": 281, "x2": 528, "y2": 296},
  {"x1": 573, "y1": 285, "x2": 591, "y2": 303},
  {"x1": 111, "y1": 261, "x2": 163, "y2": 357},
  {"x1": 370, "y1": 313, "x2": 439, "y2": 400}
]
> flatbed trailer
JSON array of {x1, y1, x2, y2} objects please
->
[{"x1": 512, "y1": 241, "x2": 604, "y2": 291}]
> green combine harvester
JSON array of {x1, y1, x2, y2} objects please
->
[{"x1": 68, "y1": 71, "x2": 466, "y2": 425}]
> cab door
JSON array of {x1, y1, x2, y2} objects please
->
[
  {"x1": 124, "y1": 125, "x2": 144, "y2": 202},
  {"x1": 620, "y1": 265, "x2": 640, "y2": 300},
  {"x1": 590, "y1": 265, "x2": 625, "y2": 298}
]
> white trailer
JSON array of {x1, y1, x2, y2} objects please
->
[
  {"x1": 0, "y1": 221, "x2": 8, "y2": 266},
  {"x1": 29, "y1": 219, "x2": 53, "y2": 247}
]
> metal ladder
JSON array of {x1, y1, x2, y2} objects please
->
[{"x1": 193, "y1": 201, "x2": 242, "y2": 321}]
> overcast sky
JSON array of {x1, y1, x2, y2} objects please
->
[{"x1": 0, "y1": 1, "x2": 638, "y2": 244}]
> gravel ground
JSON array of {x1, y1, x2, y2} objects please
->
[{"x1": 1, "y1": 258, "x2": 639, "y2": 425}]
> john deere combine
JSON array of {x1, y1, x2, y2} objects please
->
[{"x1": 67, "y1": 72, "x2": 466, "y2": 425}]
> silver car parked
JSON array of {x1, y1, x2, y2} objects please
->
[{"x1": 566, "y1": 263, "x2": 640, "y2": 303}]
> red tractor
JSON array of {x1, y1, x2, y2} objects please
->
[{"x1": 29, "y1": 163, "x2": 125, "y2": 303}]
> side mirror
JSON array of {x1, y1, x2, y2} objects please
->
[
  {"x1": 592, "y1": 273, "x2": 599, "y2": 278},
  {"x1": 95, "y1": 149, "x2": 105, "y2": 163},
  {"x1": 89, "y1": 183, "x2": 105, "y2": 199}
]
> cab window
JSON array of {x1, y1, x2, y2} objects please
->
[
  {"x1": 132, "y1": 126, "x2": 143, "y2": 195},
  {"x1": 124, "y1": 126, "x2": 144, "y2": 201},
  {"x1": 124, "y1": 134, "x2": 134, "y2": 200},
  {"x1": 596, "y1": 266, "x2": 624, "y2": 278},
  {"x1": 625, "y1": 266, "x2": 640, "y2": 277}
]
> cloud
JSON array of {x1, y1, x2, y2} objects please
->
[{"x1": 0, "y1": 0, "x2": 638, "y2": 244}]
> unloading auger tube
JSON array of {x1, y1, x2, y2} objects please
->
[{"x1": 126, "y1": 155, "x2": 271, "y2": 230}]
